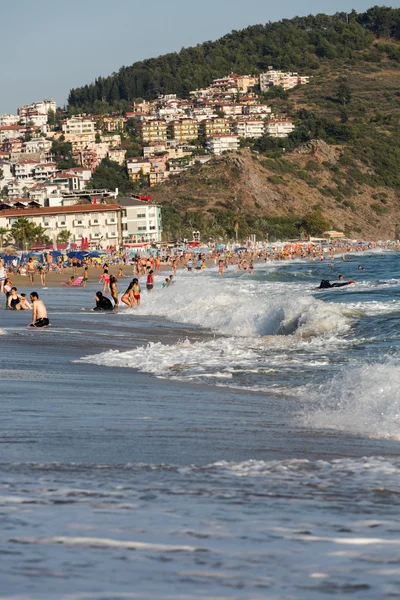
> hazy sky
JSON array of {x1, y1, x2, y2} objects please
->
[{"x1": 1, "y1": 0, "x2": 398, "y2": 112}]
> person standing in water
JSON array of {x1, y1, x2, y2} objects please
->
[
  {"x1": 132, "y1": 278, "x2": 141, "y2": 307},
  {"x1": 121, "y1": 282, "x2": 134, "y2": 308},
  {"x1": 110, "y1": 275, "x2": 119, "y2": 310},
  {"x1": 29, "y1": 292, "x2": 49, "y2": 327},
  {"x1": 146, "y1": 270, "x2": 154, "y2": 292}
]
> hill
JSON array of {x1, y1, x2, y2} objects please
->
[
  {"x1": 68, "y1": 6, "x2": 400, "y2": 240},
  {"x1": 67, "y1": 6, "x2": 400, "y2": 111}
]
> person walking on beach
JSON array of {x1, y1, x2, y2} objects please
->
[
  {"x1": 38, "y1": 262, "x2": 46, "y2": 286},
  {"x1": 72, "y1": 256, "x2": 78, "y2": 277},
  {"x1": 83, "y1": 265, "x2": 89, "y2": 287},
  {"x1": 27, "y1": 258, "x2": 35, "y2": 284},
  {"x1": 29, "y1": 292, "x2": 49, "y2": 328}
]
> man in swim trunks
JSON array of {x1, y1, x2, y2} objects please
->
[{"x1": 29, "y1": 292, "x2": 49, "y2": 327}]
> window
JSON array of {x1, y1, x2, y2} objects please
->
[
  {"x1": 138, "y1": 226, "x2": 147, "y2": 231},
  {"x1": 137, "y1": 212, "x2": 146, "y2": 218}
]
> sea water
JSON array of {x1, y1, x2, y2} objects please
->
[{"x1": 0, "y1": 251, "x2": 399, "y2": 599}]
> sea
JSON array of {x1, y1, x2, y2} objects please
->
[{"x1": 0, "y1": 250, "x2": 399, "y2": 600}]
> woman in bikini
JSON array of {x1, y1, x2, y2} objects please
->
[
  {"x1": 132, "y1": 278, "x2": 141, "y2": 308},
  {"x1": 121, "y1": 282, "x2": 134, "y2": 308},
  {"x1": 110, "y1": 275, "x2": 119, "y2": 310}
]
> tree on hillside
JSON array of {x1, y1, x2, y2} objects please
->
[
  {"x1": 300, "y1": 211, "x2": 330, "y2": 237},
  {"x1": 89, "y1": 158, "x2": 136, "y2": 194},
  {"x1": 337, "y1": 82, "x2": 352, "y2": 106}
]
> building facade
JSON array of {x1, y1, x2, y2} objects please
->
[{"x1": 0, "y1": 204, "x2": 128, "y2": 248}]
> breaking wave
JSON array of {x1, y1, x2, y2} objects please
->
[{"x1": 133, "y1": 275, "x2": 350, "y2": 338}]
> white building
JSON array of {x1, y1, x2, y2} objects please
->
[
  {"x1": 0, "y1": 204, "x2": 128, "y2": 249},
  {"x1": 0, "y1": 126, "x2": 26, "y2": 142},
  {"x1": 205, "y1": 135, "x2": 240, "y2": 155},
  {"x1": 244, "y1": 105, "x2": 272, "y2": 116},
  {"x1": 233, "y1": 120, "x2": 265, "y2": 138},
  {"x1": 15, "y1": 161, "x2": 39, "y2": 180},
  {"x1": 0, "y1": 161, "x2": 13, "y2": 189},
  {"x1": 265, "y1": 119, "x2": 295, "y2": 138},
  {"x1": 118, "y1": 198, "x2": 162, "y2": 243},
  {"x1": 18, "y1": 99, "x2": 56, "y2": 117},
  {"x1": 260, "y1": 70, "x2": 310, "y2": 92},
  {"x1": 62, "y1": 116, "x2": 96, "y2": 135},
  {"x1": 33, "y1": 162, "x2": 58, "y2": 181},
  {"x1": 0, "y1": 114, "x2": 19, "y2": 126},
  {"x1": 23, "y1": 138, "x2": 52, "y2": 155}
]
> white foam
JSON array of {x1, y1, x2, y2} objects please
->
[
  {"x1": 9, "y1": 536, "x2": 197, "y2": 552},
  {"x1": 303, "y1": 362, "x2": 400, "y2": 439},
  {"x1": 131, "y1": 275, "x2": 350, "y2": 339}
]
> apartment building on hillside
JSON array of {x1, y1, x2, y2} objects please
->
[
  {"x1": 206, "y1": 135, "x2": 240, "y2": 155},
  {"x1": 168, "y1": 119, "x2": 199, "y2": 141},
  {"x1": 136, "y1": 120, "x2": 168, "y2": 143}
]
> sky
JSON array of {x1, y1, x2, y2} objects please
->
[{"x1": 1, "y1": 0, "x2": 399, "y2": 113}]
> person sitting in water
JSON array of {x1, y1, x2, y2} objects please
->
[
  {"x1": 93, "y1": 291, "x2": 113, "y2": 311},
  {"x1": 8, "y1": 287, "x2": 31, "y2": 310},
  {"x1": 8, "y1": 287, "x2": 22, "y2": 310},
  {"x1": 29, "y1": 292, "x2": 49, "y2": 327},
  {"x1": 19, "y1": 293, "x2": 32, "y2": 310}
]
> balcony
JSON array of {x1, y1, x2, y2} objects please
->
[
  {"x1": 73, "y1": 219, "x2": 85, "y2": 227},
  {"x1": 42, "y1": 222, "x2": 51, "y2": 228},
  {"x1": 57, "y1": 221, "x2": 67, "y2": 228},
  {"x1": 90, "y1": 232, "x2": 102, "y2": 240},
  {"x1": 107, "y1": 231, "x2": 118, "y2": 239},
  {"x1": 89, "y1": 218, "x2": 100, "y2": 226},
  {"x1": 106, "y1": 218, "x2": 117, "y2": 225}
]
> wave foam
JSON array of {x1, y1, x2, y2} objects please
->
[
  {"x1": 303, "y1": 362, "x2": 400, "y2": 439},
  {"x1": 133, "y1": 275, "x2": 349, "y2": 339}
]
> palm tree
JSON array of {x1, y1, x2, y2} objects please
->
[
  {"x1": 10, "y1": 218, "x2": 40, "y2": 250},
  {"x1": 56, "y1": 230, "x2": 72, "y2": 244}
]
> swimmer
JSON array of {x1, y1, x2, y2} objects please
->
[
  {"x1": 29, "y1": 292, "x2": 49, "y2": 327},
  {"x1": 358, "y1": 265, "x2": 365, "y2": 270}
]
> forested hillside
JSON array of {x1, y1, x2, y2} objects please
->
[
  {"x1": 67, "y1": 6, "x2": 400, "y2": 240},
  {"x1": 68, "y1": 6, "x2": 400, "y2": 111}
]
